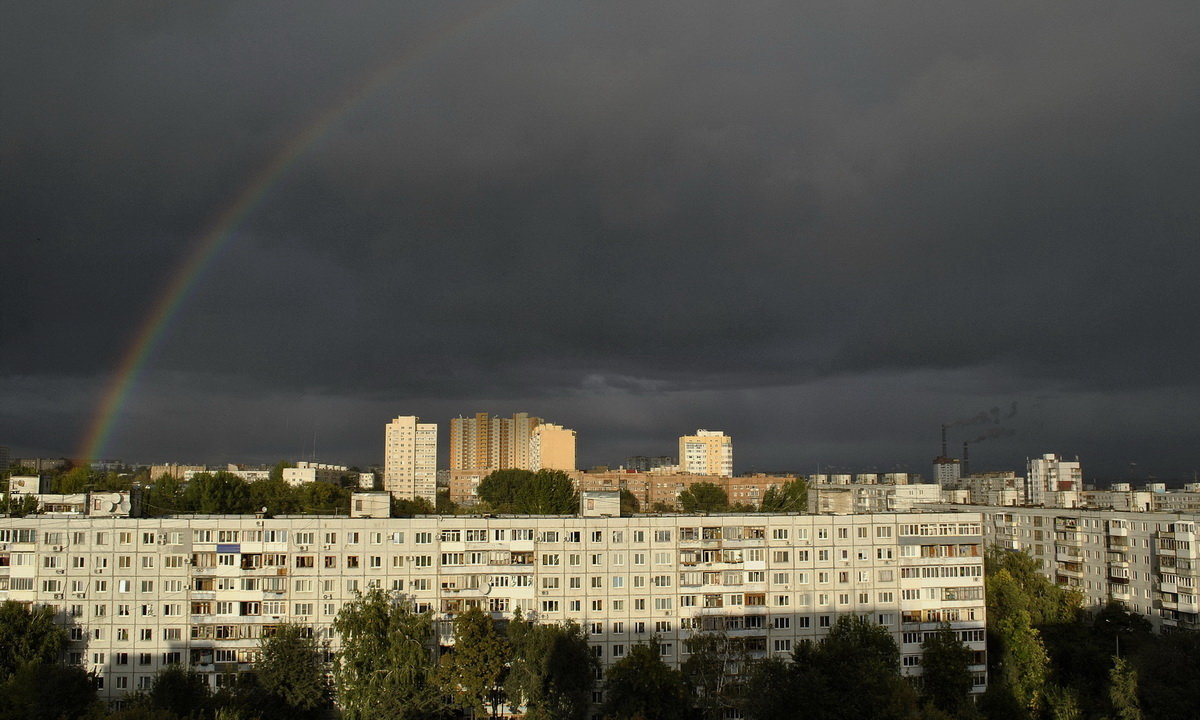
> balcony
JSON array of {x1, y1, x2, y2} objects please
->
[
  {"x1": 1055, "y1": 547, "x2": 1083, "y2": 563},
  {"x1": 1107, "y1": 523, "x2": 1129, "y2": 537},
  {"x1": 1057, "y1": 563, "x2": 1084, "y2": 579}
]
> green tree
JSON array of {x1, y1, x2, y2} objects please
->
[
  {"x1": 436, "y1": 488, "x2": 458, "y2": 514},
  {"x1": 476, "y1": 469, "x2": 533, "y2": 512},
  {"x1": 0, "y1": 600, "x2": 66, "y2": 680},
  {"x1": 248, "y1": 477, "x2": 300, "y2": 516},
  {"x1": 991, "y1": 607, "x2": 1049, "y2": 717},
  {"x1": 1, "y1": 493, "x2": 39, "y2": 517},
  {"x1": 758, "y1": 478, "x2": 807, "y2": 512},
  {"x1": 1042, "y1": 683, "x2": 1083, "y2": 720},
  {"x1": 618, "y1": 488, "x2": 640, "y2": 514},
  {"x1": 737, "y1": 657, "x2": 798, "y2": 720},
  {"x1": 681, "y1": 632, "x2": 746, "y2": 720},
  {"x1": 678, "y1": 482, "x2": 729, "y2": 513},
  {"x1": 477, "y1": 469, "x2": 577, "y2": 514},
  {"x1": 255, "y1": 624, "x2": 332, "y2": 720},
  {"x1": 438, "y1": 606, "x2": 511, "y2": 718},
  {"x1": 53, "y1": 465, "x2": 95, "y2": 493},
  {"x1": 601, "y1": 639, "x2": 688, "y2": 720},
  {"x1": 515, "y1": 470, "x2": 577, "y2": 514},
  {"x1": 0, "y1": 662, "x2": 99, "y2": 720},
  {"x1": 1108, "y1": 656, "x2": 1141, "y2": 720},
  {"x1": 391, "y1": 495, "x2": 435, "y2": 516},
  {"x1": 919, "y1": 625, "x2": 974, "y2": 715},
  {"x1": 506, "y1": 616, "x2": 596, "y2": 720},
  {"x1": 182, "y1": 472, "x2": 252, "y2": 514},
  {"x1": 332, "y1": 589, "x2": 448, "y2": 720},
  {"x1": 295, "y1": 480, "x2": 350, "y2": 515},
  {"x1": 142, "y1": 665, "x2": 212, "y2": 719},
  {"x1": 142, "y1": 474, "x2": 185, "y2": 516}
]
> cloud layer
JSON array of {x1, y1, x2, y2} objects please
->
[{"x1": 4, "y1": 1, "x2": 1199, "y2": 478}]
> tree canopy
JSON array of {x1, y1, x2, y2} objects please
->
[
  {"x1": 332, "y1": 589, "x2": 448, "y2": 720},
  {"x1": 0, "y1": 600, "x2": 66, "y2": 681},
  {"x1": 678, "y1": 482, "x2": 729, "y2": 513},
  {"x1": 477, "y1": 469, "x2": 578, "y2": 514},
  {"x1": 601, "y1": 639, "x2": 688, "y2": 720},
  {"x1": 759, "y1": 478, "x2": 808, "y2": 512},
  {"x1": 506, "y1": 616, "x2": 597, "y2": 720}
]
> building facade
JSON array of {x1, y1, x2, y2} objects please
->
[
  {"x1": 936, "y1": 502, "x2": 1200, "y2": 631},
  {"x1": 282, "y1": 462, "x2": 349, "y2": 487},
  {"x1": 0, "y1": 510, "x2": 986, "y2": 704},
  {"x1": 383, "y1": 416, "x2": 438, "y2": 504},
  {"x1": 449, "y1": 412, "x2": 542, "y2": 472},
  {"x1": 530, "y1": 423, "x2": 576, "y2": 472},
  {"x1": 679, "y1": 430, "x2": 733, "y2": 477},
  {"x1": 1025, "y1": 453, "x2": 1082, "y2": 506}
]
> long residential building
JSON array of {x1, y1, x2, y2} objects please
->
[
  {"x1": 0, "y1": 509, "x2": 987, "y2": 704},
  {"x1": 937, "y1": 502, "x2": 1200, "y2": 631}
]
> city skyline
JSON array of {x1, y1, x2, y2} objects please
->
[{"x1": 4, "y1": 3, "x2": 1200, "y2": 479}]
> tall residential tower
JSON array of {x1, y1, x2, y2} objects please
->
[
  {"x1": 679, "y1": 429, "x2": 733, "y2": 477},
  {"x1": 383, "y1": 416, "x2": 438, "y2": 504}
]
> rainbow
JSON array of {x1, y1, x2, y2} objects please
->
[{"x1": 77, "y1": 0, "x2": 524, "y2": 462}]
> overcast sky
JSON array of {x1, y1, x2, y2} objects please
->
[{"x1": 3, "y1": 2, "x2": 1199, "y2": 480}]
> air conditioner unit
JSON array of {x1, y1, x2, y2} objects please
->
[
  {"x1": 55, "y1": 569, "x2": 65, "y2": 574},
  {"x1": 53, "y1": 545, "x2": 64, "y2": 552},
  {"x1": 53, "y1": 593, "x2": 63, "y2": 600}
]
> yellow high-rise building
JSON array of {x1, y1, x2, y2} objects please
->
[
  {"x1": 530, "y1": 423, "x2": 577, "y2": 472},
  {"x1": 449, "y1": 412, "x2": 544, "y2": 471},
  {"x1": 679, "y1": 429, "x2": 733, "y2": 477}
]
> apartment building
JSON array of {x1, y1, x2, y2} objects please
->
[
  {"x1": 679, "y1": 430, "x2": 733, "y2": 478},
  {"x1": 937, "y1": 503, "x2": 1200, "y2": 631},
  {"x1": 1025, "y1": 453, "x2": 1082, "y2": 506},
  {"x1": 449, "y1": 412, "x2": 542, "y2": 472},
  {"x1": 383, "y1": 416, "x2": 438, "y2": 504},
  {"x1": 282, "y1": 462, "x2": 349, "y2": 487},
  {"x1": 530, "y1": 423, "x2": 576, "y2": 472},
  {"x1": 0, "y1": 510, "x2": 986, "y2": 704}
]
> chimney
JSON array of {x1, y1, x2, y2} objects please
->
[{"x1": 962, "y1": 441, "x2": 970, "y2": 477}]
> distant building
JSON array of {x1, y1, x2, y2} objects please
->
[
  {"x1": 149, "y1": 464, "x2": 205, "y2": 482},
  {"x1": 182, "y1": 466, "x2": 271, "y2": 483},
  {"x1": 14, "y1": 458, "x2": 68, "y2": 473},
  {"x1": 449, "y1": 412, "x2": 543, "y2": 471},
  {"x1": 1026, "y1": 453, "x2": 1082, "y2": 506},
  {"x1": 531, "y1": 423, "x2": 576, "y2": 472},
  {"x1": 282, "y1": 461, "x2": 349, "y2": 486},
  {"x1": 577, "y1": 471, "x2": 795, "y2": 510},
  {"x1": 679, "y1": 430, "x2": 733, "y2": 477},
  {"x1": 933, "y1": 457, "x2": 962, "y2": 487},
  {"x1": 383, "y1": 416, "x2": 438, "y2": 504},
  {"x1": 624, "y1": 455, "x2": 675, "y2": 472}
]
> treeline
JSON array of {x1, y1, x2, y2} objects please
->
[
  {"x1": 473, "y1": 470, "x2": 808, "y2": 515},
  {"x1": 139, "y1": 471, "x2": 353, "y2": 517}
]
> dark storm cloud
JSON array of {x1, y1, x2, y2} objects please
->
[{"x1": 3, "y1": 1, "x2": 1200, "y2": 478}]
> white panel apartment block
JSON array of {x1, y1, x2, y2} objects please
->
[{"x1": 0, "y1": 512, "x2": 986, "y2": 702}]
